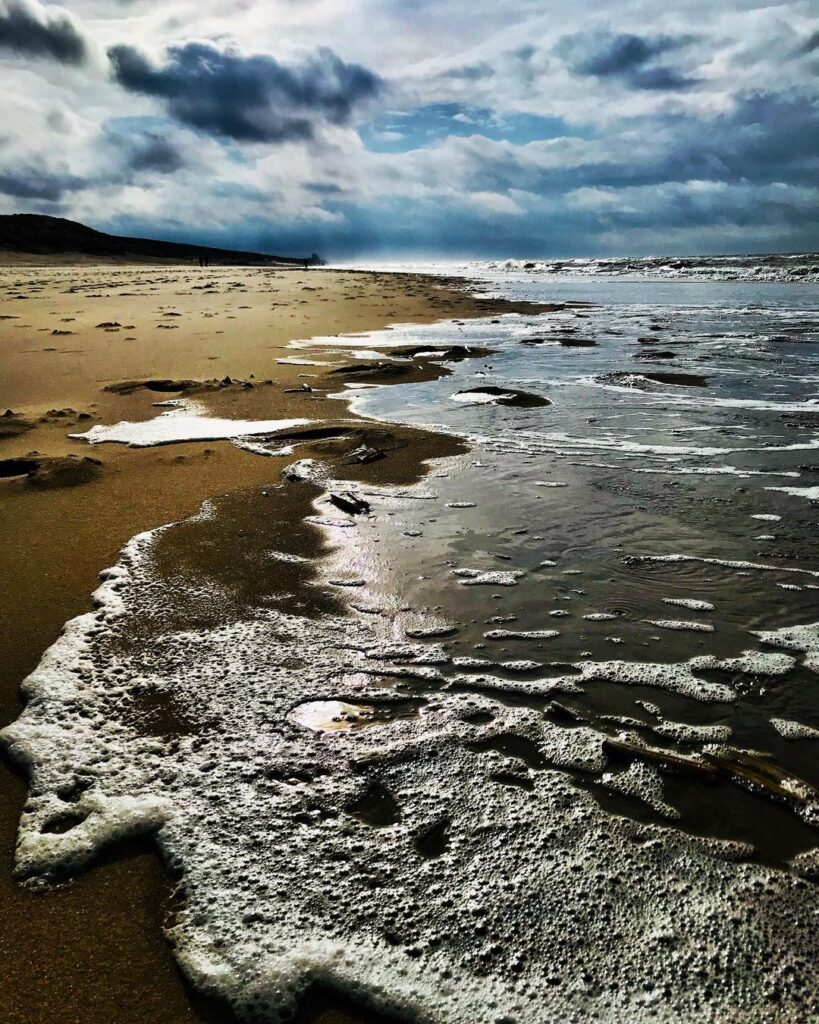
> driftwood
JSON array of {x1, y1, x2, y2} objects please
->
[
  {"x1": 603, "y1": 738, "x2": 819, "y2": 806},
  {"x1": 602, "y1": 737, "x2": 719, "y2": 782},
  {"x1": 546, "y1": 700, "x2": 588, "y2": 724},
  {"x1": 702, "y1": 748, "x2": 819, "y2": 804},
  {"x1": 329, "y1": 491, "x2": 370, "y2": 515}
]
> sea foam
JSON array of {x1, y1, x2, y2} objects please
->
[
  {"x1": 71, "y1": 402, "x2": 310, "y2": 448},
  {"x1": 4, "y1": 519, "x2": 819, "y2": 1022}
]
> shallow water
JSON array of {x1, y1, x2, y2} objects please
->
[
  {"x1": 307, "y1": 271, "x2": 819, "y2": 852},
  {"x1": 5, "y1": 266, "x2": 819, "y2": 1022}
]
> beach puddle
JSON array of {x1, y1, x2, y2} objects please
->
[{"x1": 291, "y1": 699, "x2": 423, "y2": 733}]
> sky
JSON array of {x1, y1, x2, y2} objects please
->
[{"x1": 0, "y1": 0, "x2": 817, "y2": 258}]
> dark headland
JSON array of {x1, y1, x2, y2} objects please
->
[{"x1": 0, "y1": 214, "x2": 321, "y2": 266}]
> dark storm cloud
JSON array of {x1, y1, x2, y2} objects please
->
[
  {"x1": 625, "y1": 65, "x2": 694, "y2": 90},
  {"x1": 558, "y1": 31, "x2": 698, "y2": 90},
  {"x1": 571, "y1": 93, "x2": 819, "y2": 190},
  {"x1": 0, "y1": 0, "x2": 88, "y2": 65},
  {"x1": 127, "y1": 133, "x2": 185, "y2": 174},
  {"x1": 399, "y1": 93, "x2": 818, "y2": 207},
  {"x1": 98, "y1": 121, "x2": 188, "y2": 178},
  {"x1": 0, "y1": 128, "x2": 186, "y2": 210},
  {"x1": 108, "y1": 42, "x2": 383, "y2": 143},
  {"x1": 304, "y1": 181, "x2": 343, "y2": 194},
  {"x1": 572, "y1": 33, "x2": 676, "y2": 76},
  {"x1": 797, "y1": 29, "x2": 819, "y2": 55},
  {"x1": 0, "y1": 167, "x2": 85, "y2": 200},
  {"x1": 660, "y1": 93, "x2": 819, "y2": 186}
]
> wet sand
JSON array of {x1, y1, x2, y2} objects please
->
[{"x1": 0, "y1": 264, "x2": 545, "y2": 1023}]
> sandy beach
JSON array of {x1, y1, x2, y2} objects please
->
[
  {"x1": 0, "y1": 263, "x2": 548, "y2": 1024},
  {"x1": 2, "y1": 256, "x2": 818, "y2": 1024},
  {"x1": 2, "y1": 0, "x2": 817, "y2": 1017}
]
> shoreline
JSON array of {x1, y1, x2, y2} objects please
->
[{"x1": 0, "y1": 265, "x2": 550, "y2": 1024}]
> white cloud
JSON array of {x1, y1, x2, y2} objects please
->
[{"x1": 0, "y1": 0, "x2": 816, "y2": 254}]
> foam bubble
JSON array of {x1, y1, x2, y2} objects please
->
[
  {"x1": 689, "y1": 651, "x2": 797, "y2": 676},
  {"x1": 601, "y1": 762, "x2": 680, "y2": 820},
  {"x1": 451, "y1": 389, "x2": 514, "y2": 405},
  {"x1": 452, "y1": 568, "x2": 525, "y2": 587},
  {"x1": 484, "y1": 629, "x2": 559, "y2": 640},
  {"x1": 663, "y1": 598, "x2": 715, "y2": 612},
  {"x1": 752, "y1": 622, "x2": 819, "y2": 674},
  {"x1": 650, "y1": 720, "x2": 732, "y2": 743},
  {"x1": 624, "y1": 554, "x2": 819, "y2": 580},
  {"x1": 580, "y1": 660, "x2": 735, "y2": 702},
  {"x1": 766, "y1": 485, "x2": 819, "y2": 502},
  {"x1": 646, "y1": 620, "x2": 715, "y2": 633},
  {"x1": 282, "y1": 458, "x2": 328, "y2": 483},
  {"x1": 72, "y1": 405, "x2": 311, "y2": 448},
  {"x1": 771, "y1": 719, "x2": 819, "y2": 740}
]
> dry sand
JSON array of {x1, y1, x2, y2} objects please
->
[{"x1": 0, "y1": 263, "x2": 547, "y2": 1023}]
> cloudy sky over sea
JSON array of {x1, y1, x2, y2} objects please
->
[{"x1": 0, "y1": 0, "x2": 817, "y2": 256}]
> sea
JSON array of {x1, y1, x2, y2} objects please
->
[{"x1": 5, "y1": 254, "x2": 819, "y2": 1023}]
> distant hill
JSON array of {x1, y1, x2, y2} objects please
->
[{"x1": 0, "y1": 214, "x2": 320, "y2": 266}]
